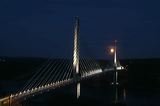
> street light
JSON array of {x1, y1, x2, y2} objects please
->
[{"x1": 110, "y1": 48, "x2": 115, "y2": 54}]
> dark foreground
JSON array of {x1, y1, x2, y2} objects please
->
[{"x1": 0, "y1": 57, "x2": 160, "y2": 106}]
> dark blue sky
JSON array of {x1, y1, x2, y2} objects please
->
[{"x1": 0, "y1": 0, "x2": 160, "y2": 59}]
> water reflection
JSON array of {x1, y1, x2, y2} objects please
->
[
  {"x1": 112, "y1": 85, "x2": 127, "y2": 106},
  {"x1": 123, "y1": 88, "x2": 126, "y2": 102},
  {"x1": 10, "y1": 86, "x2": 128, "y2": 106}
]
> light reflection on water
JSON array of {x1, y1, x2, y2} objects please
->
[
  {"x1": 13, "y1": 84, "x2": 128, "y2": 106},
  {"x1": 3, "y1": 82, "x2": 160, "y2": 106},
  {"x1": 1, "y1": 75, "x2": 160, "y2": 106}
]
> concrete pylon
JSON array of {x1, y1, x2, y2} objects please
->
[
  {"x1": 114, "y1": 40, "x2": 117, "y2": 67},
  {"x1": 73, "y1": 17, "x2": 80, "y2": 99},
  {"x1": 111, "y1": 40, "x2": 119, "y2": 85}
]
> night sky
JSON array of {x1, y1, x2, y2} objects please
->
[{"x1": 1, "y1": 0, "x2": 160, "y2": 59}]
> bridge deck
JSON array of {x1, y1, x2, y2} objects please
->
[{"x1": 0, "y1": 67, "x2": 125, "y2": 106}]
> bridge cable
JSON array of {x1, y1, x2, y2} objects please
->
[
  {"x1": 21, "y1": 58, "x2": 51, "y2": 92},
  {"x1": 39, "y1": 58, "x2": 67, "y2": 86},
  {"x1": 27, "y1": 58, "x2": 58, "y2": 90},
  {"x1": 22, "y1": 58, "x2": 54, "y2": 92}
]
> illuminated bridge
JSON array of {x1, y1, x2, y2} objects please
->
[{"x1": 0, "y1": 18, "x2": 125, "y2": 106}]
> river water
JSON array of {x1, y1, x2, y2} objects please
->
[{"x1": 1, "y1": 58, "x2": 160, "y2": 106}]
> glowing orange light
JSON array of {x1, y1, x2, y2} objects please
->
[{"x1": 110, "y1": 48, "x2": 114, "y2": 53}]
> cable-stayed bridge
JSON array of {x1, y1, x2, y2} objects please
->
[{"x1": 0, "y1": 18, "x2": 125, "y2": 106}]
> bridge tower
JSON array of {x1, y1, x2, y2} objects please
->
[
  {"x1": 112, "y1": 40, "x2": 119, "y2": 85},
  {"x1": 114, "y1": 40, "x2": 118, "y2": 85},
  {"x1": 73, "y1": 17, "x2": 80, "y2": 99}
]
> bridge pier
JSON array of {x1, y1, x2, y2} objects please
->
[
  {"x1": 111, "y1": 66, "x2": 120, "y2": 85},
  {"x1": 112, "y1": 68, "x2": 119, "y2": 85},
  {"x1": 77, "y1": 83, "x2": 80, "y2": 99}
]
